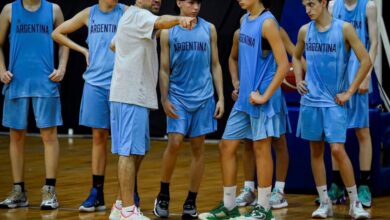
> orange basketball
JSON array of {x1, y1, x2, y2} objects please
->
[{"x1": 281, "y1": 63, "x2": 305, "y2": 93}]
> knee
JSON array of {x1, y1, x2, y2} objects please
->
[
  {"x1": 10, "y1": 130, "x2": 25, "y2": 144},
  {"x1": 355, "y1": 128, "x2": 371, "y2": 142},
  {"x1": 331, "y1": 146, "x2": 346, "y2": 161},
  {"x1": 41, "y1": 130, "x2": 58, "y2": 145},
  {"x1": 218, "y1": 141, "x2": 231, "y2": 157},
  {"x1": 93, "y1": 129, "x2": 108, "y2": 145},
  {"x1": 191, "y1": 146, "x2": 204, "y2": 160},
  {"x1": 167, "y1": 138, "x2": 182, "y2": 154}
]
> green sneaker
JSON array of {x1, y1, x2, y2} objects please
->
[
  {"x1": 198, "y1": 202, "x2": 241, "y2": 220},
  {"x1": 358, "y1": 185, "x2": 372, "y2": 208},
  {"x1": 314, "y1": 183, "x2": 346, "y2": 205},
  {"x1": 242, "y1": 204, "x2": 274, "y2": 220}
]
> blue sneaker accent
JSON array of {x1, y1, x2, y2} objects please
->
[{"x1": 79, "y1": 188, "x2": 106, "y2": 212}]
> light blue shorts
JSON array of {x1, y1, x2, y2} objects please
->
[
  {"x1": 297, "y1": 105, "x2": 347, "y2": 143},
  {"x1": 222, "y1": 108, "x2": 287, "y2": 141},
  {"x1": 347, "y1": 93, "x2": 369, "y2": 128},
  {"x1": 110, "y1": 102, "x2": 150, "y2": 156},
  {"x1": 2, "y1": 90, "x2": 62, "y2": 130},
  {"x1": 79, "y1": 83, "x2": 110, "y2": 129},
  {"x1": 167, "y1": 97, "x2": 217, "y2": 137}
]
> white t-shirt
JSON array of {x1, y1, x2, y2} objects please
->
[{"x1": 109, "y1": 6, "x2": 159, "y2": 109}]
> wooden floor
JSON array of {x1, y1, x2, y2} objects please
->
[{"x1": 0, "y1": 136, "x2": 389, "y2": 220}]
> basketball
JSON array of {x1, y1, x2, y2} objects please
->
[{"x1": 281, "y1": 63, "x2": 305, "y2": 93}]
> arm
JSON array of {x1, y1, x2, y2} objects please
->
[
  {"x1": 250, "y1": 19, "x2": 289, "y2": 104},
  {"x1": 280, "y1": 27, "x2": 307, "y2": 72},
  {"x1": 52, "y1": 7, "x2": 89, "y2": 64},
  {"x1": 358, "y1": 1, "x2": 378, "y2": 93},
  {"x1": 159, "y1": 30, "x2": 178, "y2": 119},
  {"x1": 292, "y1": 25, "x2": 308, "y2": 95},
  {"x1": 336, "y1": 23, "x2": 372, "y2": 105},
  {"x1": 154, "y1": 15, "x2": 195, "y2": 30},
  {"x1": 210, "y1": 24, "x2": 224, "y2": 119},
  {"x1": 229, "y1": 29, "x2": 239, "y2": 101},
  {"x1": 0, "y1": 4, "x2": 13, "y2": 84},
  {"x1": 49, "y1": 4, "x2": 69, "y2": 82}
]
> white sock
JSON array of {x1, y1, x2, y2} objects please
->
[
  {"x1": 274, "y1": 181, "x2": 285, "y2": 193},
  {"x1": 244, "y1": 181, "x2": 255, "y2": 192},
  {"x1": 223, "y1": 186, "x2": 237, "y2": 210},
  {"x1": 346, "y1": 185, "x2": 358, "y2": 203},
  {"x1": 317, "y1": 185, "x2": 329, "y2": 203},
  {"x1": 115, "y1": 200, "x2": 122, "y2": 209},
  {"x1": 258, "y1": 186, "x2": 272, "y2": 210}
]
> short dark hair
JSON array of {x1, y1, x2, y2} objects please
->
[{"x1": 174, "y1": 0, "x2": 203, "y2": 14}]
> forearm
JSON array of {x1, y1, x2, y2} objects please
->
[
  {"x1": 0, "y1": 49, "x2": 6, "y2": 72},
  {"x1": 262, "y1": 63, "x2": 288, "y2": 100},
  {"x1": 367, "y1": 40, "x2": 378, "y2": 77},
  {"x1": 348, "y1": 57, "x2": 372, "y2": 93},
  {"x1": 57, "y1": 45, "x2": 69, "y2": 71},
  {"x1": 228, "y1": 57, "x2": 239, "y2": 88},
  {"x1": 155, "y1": 15, "x2": 180, "y2": 30},
  {"x1": 212, "y1": 64, "x2": 224, "y2": 101},
  {"x1": 52, "y1": 32, "x2": 87, "y2": 55},
  {"x1": 159, "y1": 70, "x2": 170, "y2": 101},
  {"x1": 292, "y1": 56, "x2": 304, "y2": 83}
]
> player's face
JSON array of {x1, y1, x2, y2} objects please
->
[
  {"x1": 302, "y1": 0, "x2": 325, "y2": 20},
  {"x1": 177, "y1": 0, "x2": 201, "y2": 17},
  {"x1": 237, "y1": 0, "x2": 257, "y2": 10},
  {"x1": 141, "y1": 0, "x2": 161, "y2": 14},
  {"x1": 103, "y1": 0, "x2": 118, "y2": 7}
]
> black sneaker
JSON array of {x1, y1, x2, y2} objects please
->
[
  {"x1": 182, "y1": 202, "x2": 198, "y2": 219},
  {"x1": 153, "y1": 196, "x2": 169, "y2": 218}
]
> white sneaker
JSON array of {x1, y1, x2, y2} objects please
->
[
  {"x1": 349, "y1": 200, "x2": 370, "y2": 219},
  {"x1": 236, "y1": 187, "x2": 256, "y2": 207},
  {"x1": 120, "y1": 207, "x2": 150, "y2": 220},
  {"x1": 0, "y1": 185, "x2": 29, "y2": 208},
  {"x1": 269, "y1": 188, "x2": 288, "y2": 209},
  {"x1": 312, "y1": 200, "x2": 333, "y2": 218},
  {"x1": 109, "y1": 203, "x2": 122, "y2": 220},
  {"x1": 40, "y1": 185, "x2": 59, "y2": 210}
]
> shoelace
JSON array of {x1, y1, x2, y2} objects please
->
[{"x1": 158, "y1": 199, "x2": 169, "y2": 209}]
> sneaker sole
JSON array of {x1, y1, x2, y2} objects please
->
[
  {"x1": 0, "y1": 201, "x2": 29, "y2": 209},
  {"x1": 79, "y1": 205, "x2": 106, "y2": 212},
  {"x1": 182, "y1": 213, "x2": 198, "y2": 219},
  {"x1": 153, "y1": 199, "x2": 169, "y2": 218},
  {"x1": 41, "y1": 203, "x2": 59, "y2": 210},
  {"x1": 271, "y1": 201, "x2": 288, "y2": 209},
  {"x1": 361, "y1": 202, "x2": 371, "y2": 208}
]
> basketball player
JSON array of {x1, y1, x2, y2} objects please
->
[
  {"x1": 294, "y1": 0, "x2": 371, "y2": 218},
  {"x1": 51, "y1": 0, "x2": 128, "y2": 212},
  {"x1": 231, "y1": 27, "x2": 305, "y2": 209},
  {"x1": 325, "y1": 0, "x2": 378, "y2": 208},
  {"x1": 199, "y1": 0, "x2": 289, "y2": 218},
  {"x1": 0, "y1": 0, "x2": 68, "y2": 210},
  {"x1": 153, "y1": 0, "x2": 224, "y2": 218},
  {"x1": 107, "y1": 0, "x2": 195, "y2": 219}
]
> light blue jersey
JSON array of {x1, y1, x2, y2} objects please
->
[
  {"x1": 4, "y1": 0, "x2": 56, "y2": 99},
  {"x1": 333, "y1": 0, "x2": 370, "y2": 90},
  {"x1": 84, "y1": 4, "x2": 125, "y2": 89},
  {"x1": 168, "y1": 17, "x2": 213, "y2": 111},
  {"x1": 235, "y1": 11, "x2": 283, "y2": 118},
  {"x1": 301, "y1": 19, "x2": 349, "y2": 107}
]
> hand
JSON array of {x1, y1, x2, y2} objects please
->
[
  {"x1": 49, "y1": 68, "x2": 65, "y2": 82},
  {"x1": 231, "y1": 89, "x2": 239, "y2": 101},
  {"x1": 335, "y1": 92, "x2": 352, "y2": 106},
  {"x1": 179, "y1": 17, "x2": 196, "y2": 30},
  {"x1": 82, "y1": 48, "x2": 90, "y2": 66},
  {"x1": 0, "y1": 71, "x2": 13, "y2": 84},
  {"x1": 214, "y1": 100, "x2": 224, "y2": 119},
  {"x1": 162, "y1": 99, "x2": 179, "y2": 119},
  {"x1": 358, "y1": 77, "x2": 370, "y2": 94},
  {"x1": 296, "y1": 80, "x2": 308, "y2": 95},
  {"x1": 250, "y1": 91, "x2": 267, "y2": 105}
]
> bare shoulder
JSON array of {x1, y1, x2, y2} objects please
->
[
  {"x1": 1, "y1": 3, "x2": 12, "y2": 21},
  {"x1": 298, "y1": 23, "x2": 309, "y2": 38}
]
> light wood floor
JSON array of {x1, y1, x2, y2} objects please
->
[{"x1": 0, "y1": 136, "x2": 389, "y2": 220}]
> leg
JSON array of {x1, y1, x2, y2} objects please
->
[
  {"x1": 273, "y1": 135, "x2": 289, "y2": 184},
  {"x1": 253, "y1": 138, "x2": 273, "y2": 210},
  {"x1": 161, "y1": 133, "x2": 185, "y2": 183},
  {"x1": 10, "y1": 129, "x2": 27, "y2": 183},
  {"x1": 118, "y1": 155, "x2": 136, "y2": 207},
  {"x1": 92, "y1": 128, "x2": 109, "y2": 176},
  {"x1": 40, "y1": 127, "x2": 60, "y2": 180},
  {"x1": 355, "y1": 127, "x2": 372, "y2": 182},
  {"x1": 188, "y1": 135, "x2": 205, "y2": 193}
]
